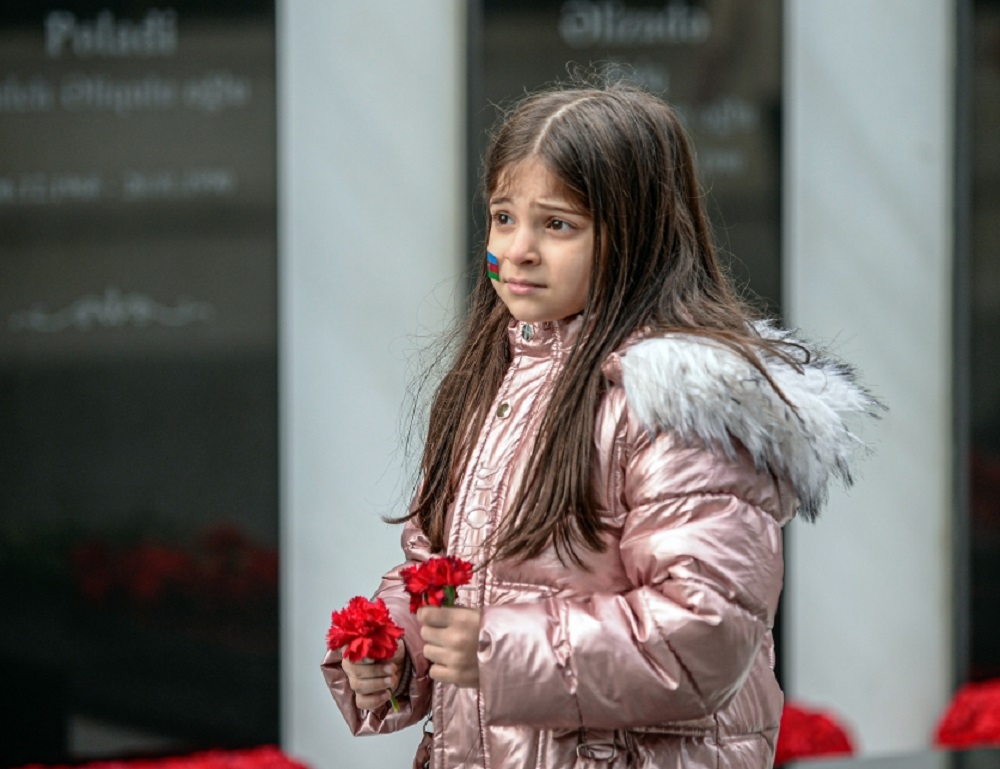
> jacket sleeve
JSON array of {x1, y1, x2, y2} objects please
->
[
  {"x1": 477, "y1": 429, "x2": 785, "y2": 730},
  {"x1": 321, "y1": 515, "x2": 434, "y2": 734}
]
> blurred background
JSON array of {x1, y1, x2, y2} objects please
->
[{"x1": 0, "y1": 1, "x2": 995, "y2": 767}]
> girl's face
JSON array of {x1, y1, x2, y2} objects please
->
[{"x1": 487, "y1": 158, "x2": 593, "y2": 324}]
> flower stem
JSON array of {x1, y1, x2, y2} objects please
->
[
  {"x1": 389, "y1": 693, "x2": 401, "y2": 712},
  {"x1": 444, "y1": 585, "x2": 456, "y2": 606}
]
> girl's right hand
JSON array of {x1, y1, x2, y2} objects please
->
[{"x1": 341, "y1": 640, "x2": 406, "y2": 711}]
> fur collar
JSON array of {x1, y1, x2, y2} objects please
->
[{"x1": 619, "y1": 323, "x2": 885, "y2": 520}]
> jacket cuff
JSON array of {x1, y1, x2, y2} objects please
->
[
  {"x1": 320, "y1": 646, "x2": 430, "y2": 735},
  {"x1": 392, "y1": 647, "x2": 414, "y2": 699}
]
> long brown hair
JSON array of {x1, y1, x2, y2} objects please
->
[{"x1": 402, "y1": 80, "x2": 798, "y2": 565}]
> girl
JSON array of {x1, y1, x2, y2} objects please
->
[{"x1": 322, "y1": 81, "x2": 880, "y2": 769}]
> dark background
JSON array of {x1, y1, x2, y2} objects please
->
[
  {"x1": 0, "y1": 2, "x2": 278, "y2": 765},
  {"x1": 969, "y1": 0, "x2": 1000, "y2": 684}
]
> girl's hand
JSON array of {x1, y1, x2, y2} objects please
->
[
  {"x1": 341, "y1": 639, "x2": 406, "y2": 711},
  {"x1": 418, "y1": 605, "x2": 481, "y2": 688}
]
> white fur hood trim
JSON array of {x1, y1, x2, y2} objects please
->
[{"x1": 619, "y1": 324, "x2": 885, "y2": 520}]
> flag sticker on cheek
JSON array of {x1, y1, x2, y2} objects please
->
[{"x1": 487, "y1": 251, "x2": 499, "y2": 281}]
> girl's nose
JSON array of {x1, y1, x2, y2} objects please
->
[{"x1": 503, "y1": 226, "x2": 540, "y2": 265}]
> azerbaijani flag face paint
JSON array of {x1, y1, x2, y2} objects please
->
[{"x1": 487, "y1": 251, "x2": 500, "y2": 281}]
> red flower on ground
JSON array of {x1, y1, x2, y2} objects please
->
[
  {"x1": 326, "y1": 596, "x2": 405, "y2": 711},
  {"x1": 775, "y1": 702, "x2": 855, "y2": 767},
  {"x1": 935, "y1": 678, "x2": 1000, "y2": 748},
  {"x1": 401, "y1": 555, "x2": 474, "y2": 613},
  {"x1": 11, "y1": 745, "x2": 311, "y2": 769}
]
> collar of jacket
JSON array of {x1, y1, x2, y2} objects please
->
[{"x1": 506, "y1": 314, "x2": 584, "y2": 359}]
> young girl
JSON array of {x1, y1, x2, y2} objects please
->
[{"x1": 321, "y1": 81, "x2": 880, "y2": 769}]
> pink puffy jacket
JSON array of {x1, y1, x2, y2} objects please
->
[{"x1": 322, "y1": 316, "x2": 878, "y2": 769}]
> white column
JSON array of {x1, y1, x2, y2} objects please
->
[
  {"x1": 784, "y1": 0, "x2": 955, "y2": 755},
  {"x1": 278, "y1": 2, "x2": 465, "y2": 767}
]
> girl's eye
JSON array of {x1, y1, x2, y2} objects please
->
[
  {"x1": 492, "y1": 212, "x2": 512, "y2": 226},
  {"x1": 549, "y1": 218, "x2": 572, "y2": 231}
]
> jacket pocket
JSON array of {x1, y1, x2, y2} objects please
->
[{"x1": 550, "y1": 728, "x2": 636, "y2": 768}]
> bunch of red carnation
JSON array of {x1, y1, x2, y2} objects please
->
[
  {"x1": 69, "y1": 523, "x2": 279, "y2": 609},
  {"x1": 324, "y1": 556, "x2": 473, "y2": 713},
  {"x1": 401, "y1": 555, "x2": 474, "y2": 613},
  {"x1": 326, "y1": 596, "x2": 405, "y2": 711}
]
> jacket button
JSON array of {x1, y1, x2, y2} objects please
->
[
  {"x1": 521, "y1": 324, "x2": 534, "y2": 341},
  {"x1": 496, "y1": 402, "x2": 511, "y2": 418},
  {"x1": 466, "y1": 507, "x2": 489, "y2": 528}
]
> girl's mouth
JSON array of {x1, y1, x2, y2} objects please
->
[{"x1": 505, "y1": 279, "x2": 543, "y2": 295}]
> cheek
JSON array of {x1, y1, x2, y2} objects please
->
[
  {"x1": 486, "y1": 227, "x2": 502, "y2": 254},
  {"x1": 489, "y1": 275, "x2": 503, "y2": 302}
]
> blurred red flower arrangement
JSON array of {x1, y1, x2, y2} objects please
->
[
  {"x1": 13, "y1": 745, "x2": 309, "y2": 769},
  {"x1": 935, "y1": 678, "x2": 1000, "y2": 748},
  {"x1": 401, "y1": 555, "x2": 473, "y2": 613},
  {"x1": 68, "y1": 523, "x2": 278, "y2": 612},
  {"x1": 774, "y1": 702, "x2": 855, "y2": 767},
  {"x1": 326, "y1": 596, "x2": 405, "y2": 711}
]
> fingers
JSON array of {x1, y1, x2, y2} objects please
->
[
  {"x1": 417, "y1": 607, "x2": 481, "y2": 689},
  {"x1": 416, "y1": 605, "x2": 479, "y2": 628},
  {"x1": 343, "y1": 659, "x2": 397, "y2": 693},
  {"x1": 424, "y1": 655, "x2": 477, "y2": 688},
  {"x1": 416, "y1": 605, "x2": 451, "y2": 627},
  {"x1": 342, "y1": 656, "x2": 401, "y2": 710},
  {"x1": 422, "y1": 641, "x2": 461, "y2": 670},
  {"x1": 417, "y1": 606, "x2": 481, "y2": 637},
  {"x1": 355, "y1": 688, "x2": 393, "y2": 711}
]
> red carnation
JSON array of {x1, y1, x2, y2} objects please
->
[
  {"x1": 326, "y1": 596, "x2": 405, "y2": 711},
  {"x1": 935, "y1": 678, "x2": 1000, "y2": 748},
  {"x1": 401, "y1": 555, "x2": 474, "y2": 613},
  {"x1": 775, "y1": 702, "x2": 855, "y2": 767},
  {"x1": 10, "y1": 745, "x2": 311, "y2": 769}
]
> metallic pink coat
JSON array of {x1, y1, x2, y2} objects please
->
[{"x1": 323, "y1": 316, "x2": 878, "y2": 769}]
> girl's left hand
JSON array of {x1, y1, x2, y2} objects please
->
[{"x1": 417, "y1": 605, "x2": 481, "y2": 688}]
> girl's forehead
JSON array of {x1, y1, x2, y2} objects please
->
[{"x1": 491, "y1": 158, "x2": 582, "y2": 205}]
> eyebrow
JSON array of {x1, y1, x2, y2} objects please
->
[{"x1": 488, "y1": 197, "x2": 587, "y2": 216}]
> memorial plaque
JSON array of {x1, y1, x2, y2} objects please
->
[
  {"x1": 0, "y1": 2, "x2": 278, "y2": 761},
  {"x1": 471, "y1": 0, "x2": 782, "y2": 312}
]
